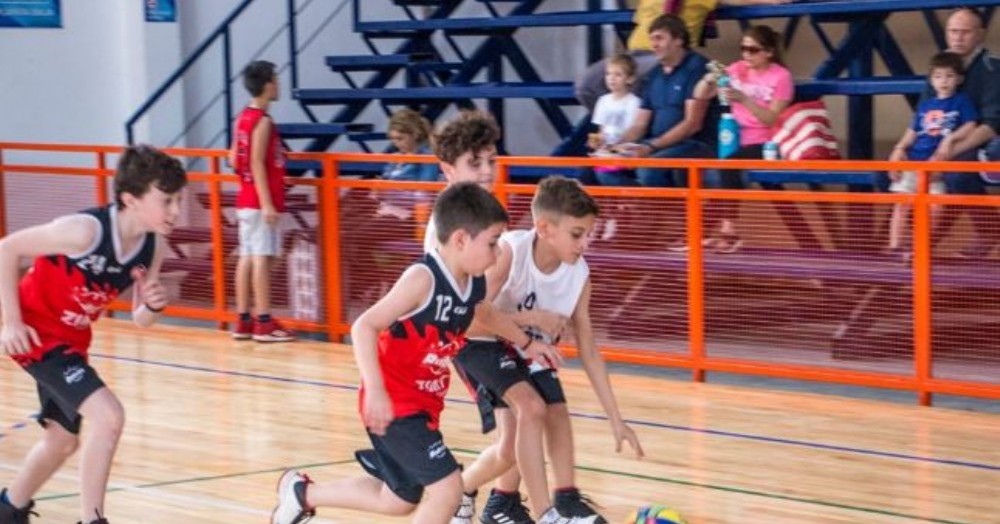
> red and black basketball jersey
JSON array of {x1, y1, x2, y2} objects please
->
[
  {"x1": 360, "y1": 250, "x2": 486, "y2": 430},
  {"x1": 233, "y1": 105, "x2": 287, "y2": 212},
  {"x1": 13, "y1": 205, "x2": 156, "y2": 366}
]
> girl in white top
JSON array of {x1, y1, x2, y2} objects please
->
[{"x1": 589, "y1": 54, "x2": 643, "y2": 154}]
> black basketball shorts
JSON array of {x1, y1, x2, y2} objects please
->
[
  {"x1": 24, "y1": 346, "x2": 106, "y2": 435},
  {"x1": 358, "y1": 413, "x2": 460, "y2": 504},
  {"x1": 454, "y1": 339, "x2": 566, "y2": 433}
]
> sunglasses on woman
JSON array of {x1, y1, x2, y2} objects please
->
[{"x1": 740, "y1": 45, "x2": 764, "y2": 54}]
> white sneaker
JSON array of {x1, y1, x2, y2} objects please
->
[
  {"x1": 270, "y1": 469, "x2": 315, "y2": 524},
  {"x1": 450, "y1": 492, "x2": 476, "y2": 524},
  {"x1": 538, "y1": 506, "x2": 573, "y2": 524}
]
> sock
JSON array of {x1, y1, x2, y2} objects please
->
[
  {"x1": 257, "y1": 313, "x2": 272, "y2": 324},
  {"x1": 492, "y1": 489, "x2": 516, "y2": 497},
  {"x1": 239, "y1": 312, "x2": 251, "y2": 323}
]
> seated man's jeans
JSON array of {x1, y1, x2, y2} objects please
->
[{"x1": 594, "y1": 139, "x2": 711, "y2": 188}]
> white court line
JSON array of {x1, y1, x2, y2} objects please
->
[{"x1": 0, "y1": 462, "x2": 340, "y2": 523}]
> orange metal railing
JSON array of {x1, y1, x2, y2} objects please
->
[{"x1": 2, "y1": 142, "x2": 999, "y2": 407}]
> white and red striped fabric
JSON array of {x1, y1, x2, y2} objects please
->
[{"x1": 770, "y1": 100, "x2": 841, "y2": 161}]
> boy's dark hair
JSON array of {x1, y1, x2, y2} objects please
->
[
  {"x1": 532, "y1": 175, "x2": 600, "y2": 220},
  {"x1": 607, "y1": 53, "x2": 638, "y2": 78},
  {"x1": 434, "y1": 110, "x2": 500, "y2": 165},
  {"x1": 243, "y1": 60, "x2": 277, "y2": 97},
  {"x1": 434, "y1": 182, "x2": 508, "y2": 245},
  {"x1": 114, "y1": 145, "x2": 187, "y2": 206},
  {"x1": 928, "y1": 51, "x2": 966, "y2": 76},
  {"x1": 648, "y1": 14, "x2": 690, "y2": 49}
]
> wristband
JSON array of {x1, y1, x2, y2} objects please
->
[
  {"x1": 144, "y1": 303, "x2": 165, "y2": 313},
  {"x1": 642, "y1": 139, "x2": 657, "y2": 150}
]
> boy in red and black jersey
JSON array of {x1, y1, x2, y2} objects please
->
[
  {"x1": 230, "y1": 60, "x2": 295, "y2": 343},
  {"x1": 270, "y1": 183, "x2": 508, "y2": 524},
  {"x1": 0, "y1": 145, "x2": 187, "y2": 524}
]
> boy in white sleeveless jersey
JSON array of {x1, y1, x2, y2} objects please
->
[{"x1": 453, "y1": 176, "x2": 644, "y2": 524}]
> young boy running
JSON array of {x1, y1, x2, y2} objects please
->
[
  {"x1": 454, "y1": 176, "x2": 644, "y2": 524},
  {"x1": 269, "y1": 182, "x2": 508, "y2": 524},
  {"x1": 0, "y1": 145, "x2": 187, "y2": 524}
]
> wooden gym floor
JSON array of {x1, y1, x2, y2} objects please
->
[{"x1": 1, "y1": 320, "x2": 996, "y2": 523}]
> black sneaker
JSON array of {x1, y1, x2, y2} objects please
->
[
  {"x1": 77, "y1": 509, "x2": 109, "y2": 524},
  {"x1": 0, "y1": 489, "x2": 37, "y2": 524},
  {"x1": 553, "y1": 488, "x2": 607, "y2": 524},
  {"x1": 479, "y1": 489, "x2": 534, "y2": 524}
]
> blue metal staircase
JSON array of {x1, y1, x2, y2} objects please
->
[{"x1": 127, "y1": 0, "x2": 997, "y2": 170}]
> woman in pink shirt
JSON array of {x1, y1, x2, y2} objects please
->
[{"x1": 695, "y1": 25, "x2": 794, "y2": 253}]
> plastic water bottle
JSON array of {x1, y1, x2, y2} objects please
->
[
  {"x1": 763, "y1": 141, "x2": 779, "y2": 160},
  {"x1": 717, "y1": 72, "x2": 731, "y2": 107},
  {"x1": 718, "y1": 113, "x2": 740, "y2": 159}
]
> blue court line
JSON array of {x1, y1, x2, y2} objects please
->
[
  {"x1": 0, "y1": 415, "x2": 36, "y2": 442},
  {"x1": 90, "y1": 352, "x2": 999, "y2": 472}
]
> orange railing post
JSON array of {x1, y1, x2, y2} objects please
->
[
  {"x1": 320, "y1": 154, "x2": 345, "y2": 341},
  {"x1": 687, "y1": 166, "x2": 706, "y2": 382},
  {"x1": 494, "y1": 159, "x2": 510, "y2": 208},
  {"x1": 95, "y1": 152, "x2": 109, "y2": 206},
  {"x1": 912, "y1": 169, "x2": 933, "y2": 406},
  {"x1": 209, "y1": 155, "x2": 228, "y2": 330}
]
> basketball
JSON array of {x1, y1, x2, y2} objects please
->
[{"x1": 624, "y1": 505, "x2": 687, "y2": 524}]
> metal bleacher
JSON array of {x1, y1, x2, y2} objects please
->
[{"x1": 272, "y1": 0, "x2": 995, "y2": 171}]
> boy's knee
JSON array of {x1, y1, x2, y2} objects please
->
[
  {"x1": 46, "y1": 429, "x2": 80, "y2": 457},
  {"x1": 383, "y1": 497, "x2": 416, "y2": 516}
]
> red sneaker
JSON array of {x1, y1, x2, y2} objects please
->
[
  {"x1": 232, "y1": 318, "x2": 254, "y2": 340},
  {"x1": 253, "y1": 319, "x2": 296, "y2": 343}
]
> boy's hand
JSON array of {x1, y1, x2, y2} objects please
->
[
  {"x1": 524, "y1": 339, "x2": 564, "y2": 369},
  {"x1": 889, "y1": 171, "x2": 903, "y2": 182},
  {"x1": 1, "y1": 322, "x2": 41, "y2": 356},
  {"x1": 612, "y1": 421, "x2": 645, "y2": 458},
  {"x1": 262, "y1": 205, "x2": 279, "y2": 225},
  {"x1": 889, "y1": 147, "x2": 908, "y2": 163},
  {"x1": 931, "y1": 140, "x2": 954, "y2": 162},
  {"x1": 363, "y1": 387, "x2": 394, "y2": 436},
  {"x1": 133, "y1": 267, "x2": 168, "y2": 312},
  {"x1": 533, "y1": 311, "x2": 568, "y2": 341},
  {"x1": 142, "y1": 279, "x2": 169, "y2": 312}
]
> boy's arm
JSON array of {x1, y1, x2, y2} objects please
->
[
  {"x1": 351, "y1": 265, "x2": 432, "y2": 435},
  {"x1": 250, "y1": 117, "x2": 278, "y2": 225},
  {"x1": 890, "y1": 129, "x2": 917, "y2": 162},
  {"x1": 132, "y1": 236, "x2": 169, "y2": 328},
  {"x1": 0, "y1": 216, "x2": 97, "y2": 355},
  {"x1": 470, "y1": 241, "x2": 564, "y2": 368},
  {"x1": 572, "y1": 279, "x2": 645, "y2": 458}
]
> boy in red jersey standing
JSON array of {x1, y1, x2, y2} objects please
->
[
  {"x1": 231, "y1": 60, "x2": 295, "y2": 342},
  {"x1": 0, "y1": 145, "x2": 187, "y2": 524},
  {"x1": 270, "y1": 182, "x2": 509, "y2": 524}
]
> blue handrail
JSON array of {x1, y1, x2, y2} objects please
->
[{"x1": 125, "y1": 0, "x2": 298, "y2": 146}]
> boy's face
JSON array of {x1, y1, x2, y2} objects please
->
[
  {"x1": 929, "y1": 67, "x2": 962, "y2": 98},
  {"x1": 441, "y1": 147, "x2": 497, "y2": 189},
  {"x1": 538, "y1": 213, "x2": 596, "y2": 265},
  {"x1": 456, "y1": 222, "x2": 504, "y2": 276},
  {"x1": 124, "y1": 186, "x2": 183, "y2": 235},
  {"x1": 265, "y1": 75, "x2": 280, "y2": 101}
]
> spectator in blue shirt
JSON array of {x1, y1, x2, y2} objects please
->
[
  {"x1": 613, "y1": 13, "x2": 713, "y2": 188},
  {"x1": 920, "y1": 8, "x2": 1000, "y2": 258}
]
